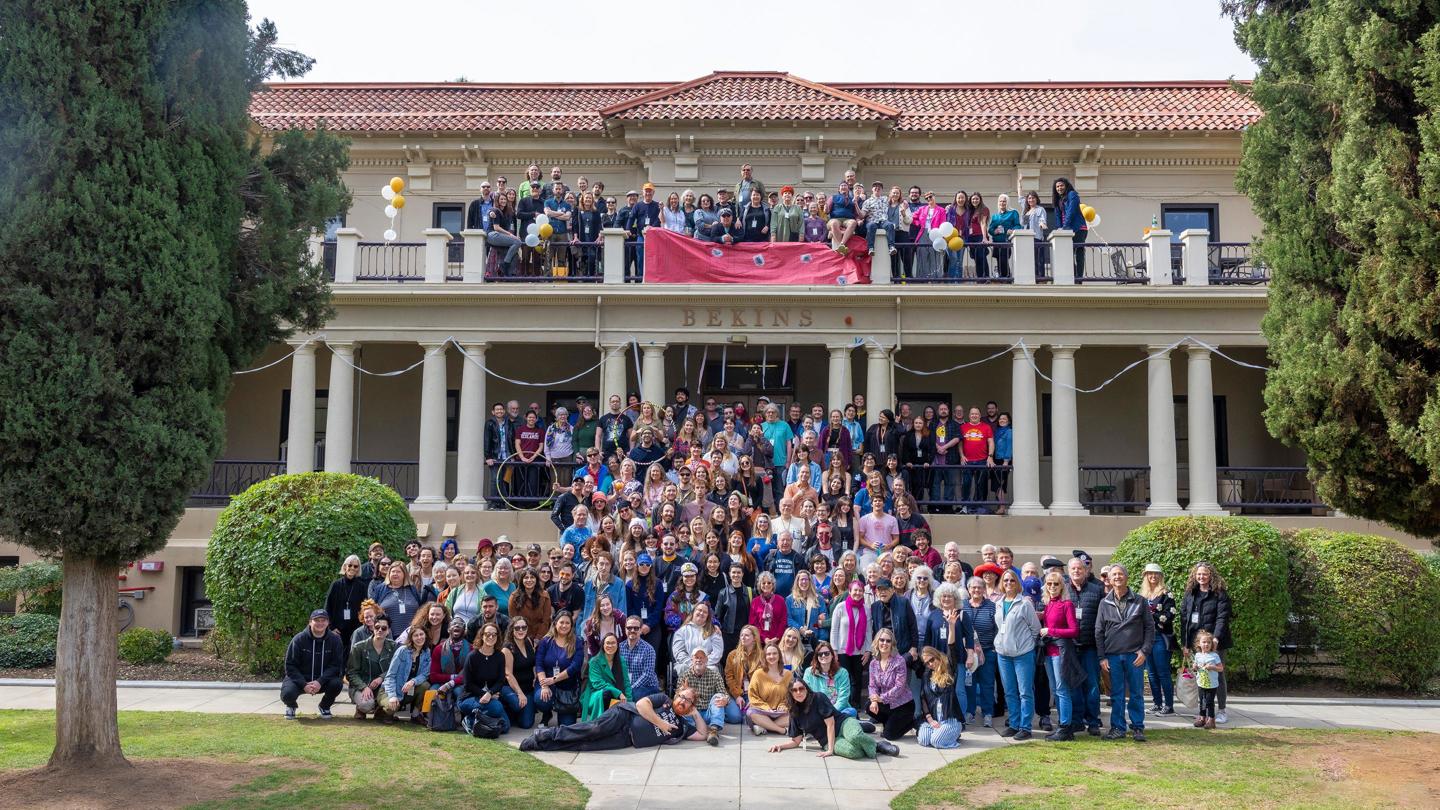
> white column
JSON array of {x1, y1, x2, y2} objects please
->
[
  {"x1": 641, "y1": 344, "x2": 666, "y2": 405},
  {"x1": 601, "y1": 343, "x2": 628, "y2": 408},
  {"x1": 827, "y1": 344, "x2": 852, "y2": 414},
  {"x1": 1186, "y1": 345, "x2": 1223, "y2": 514},
  {"x1": 285, "y1": 341, "x2": 316, "y2": 474},
  {"x1": 453, "y1": 343, "x2": 488, "y2": 509},
  {"x1": 1047, "y1": 345, "x2": 1086, "y2": 514},
  {"x1": 334, "y1": 228, "x2": 361, "y2": 284},
  {"x1": 414, "y1": 341, "x2": 449, "y2": 507},
  {"x1": 1181, "y1": 229, "x2": 1211, "y2": 286},
  {"x1": 1146, "y1": 346, "x2": 1183, "y2": 515},
  {"x1": 865, "y1": 345, "x2": 892, "y2": 416},
  {"x1": 1049, "y1": 230, "x2": 1075, "y2": 285},
  {"x1": 1009, "y1": 345, "x2": 1044, "y2": 514},
  {"x1": 602, "y1": 228, "x2": 626, "y2": 284},
  {"x1": 323, "y1": 341, "x2": 355, "y2": 473},
  {"x1": 870, "y1": 228, "x2": 892, "y2": 284},
  {"x1": 461, "y1": 229, "x2": 487, "y2": 283},
  {"x1": 1145, "y1": 229, "x2": 1173, "y2": 286},
  {"x1": 423, "y1": 228, "x2": 451, "y2": 283},
  {"x1": 1011, "y1": 230, "x2": 1036, "y2": 285}
]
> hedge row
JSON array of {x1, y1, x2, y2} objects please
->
[{"x1": 1113, "y1": 517, "x2": 1440, "y2": 689}]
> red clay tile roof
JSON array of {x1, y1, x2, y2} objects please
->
[
  {"x1": 600, "y1": 72, "x2": 901, "y2": 121},
  {"x1": 250, "y1": 76, "x2": 1258, "y2": 134}
]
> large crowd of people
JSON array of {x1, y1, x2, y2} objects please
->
[
  {"x1": 463, "y1": 163, "x2": 1088, "y2": 280},
  {"x1": 486, "y1": 388, "x2": 1014, "y2": 516},
  {"x1": 290, "y1": 469, "x2": 1236, "y2": 758}
]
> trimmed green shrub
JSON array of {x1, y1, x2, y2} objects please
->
[
  {"x1": 1111, "y1": 516, "x2": 1289, "y2": 680},
  {"x1": 1424, "y1": 552, "x2": 1440, "y2": 581},
  {"x1": 1297, "y1": 530, "x2": 1440, "y2": 690},
  {"x1": 206, "y1": 472, "x2": 414, "y2": 674},
  {"x1": 118, "y1": 627, "x2": 174, "y2": 665},
  {"x1": 0, "y1": 612, "x2": 60, "y2": 668},
  {"x1": 0, "y1": 560, "x2": 62, "y2": 616}
]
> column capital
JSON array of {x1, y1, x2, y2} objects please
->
[
  {"x1": 1186, "y1": 343, "x2": 1212, "y2": 357},
  {"x1": 326, "y1": 341, "x2": 355, "y2": 354},
  {"x1": 641, "y1": 343, "x2": 667, "y2": 354},
  {"x1": 1012, "y1": 344, "x2": 1037, "y2": 360},
  {"x1": 418, "y1": 340, "x2": 450, "y2": 353},
  {"x1": 1048, "y1": 344, "x2": 1080, "y2": 358},
  {"x1": 865, "y1": 344, "x2": 892, "y2": 359},
  {"x1": 459, "y1": 341, "x2": 490, "y2": 354},
  {"x1": 826, "y1": 342, "x2": 855, "y2": 353},
  {"x1": 288, "y1": 339, "x2": 317, "y2": 354},
  {"x1": 1144, "y1": 344, "x2": 1174, "y2": 356},
  {"x1": 600, "y1": 342, "x2": 629, "y2": 352}
]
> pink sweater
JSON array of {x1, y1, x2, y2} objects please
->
[{"x1": 1040, "y1": 599, "x2": 1078, "y2": 657}]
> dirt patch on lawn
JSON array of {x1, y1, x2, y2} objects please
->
[
  {"x1": 1298, "y1": 734, "x2": 1440, "y2": 807},
  {"x1": 957, "y1": 782, "x2": 1045, "y2": 807},
  {"x1": 0, "y1": 758, "x2": 281, "y2": 810}
]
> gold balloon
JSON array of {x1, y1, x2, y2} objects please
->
[
  {"x1": 538, "y1": 223, "x2": 554, "y2": 239},
  {"x1": 391, "y1": 194, "x2": 406, "y2": 210},
  {"x1": 946, "y1": 235, "x2": 963, "y2": 251},
  {"x1": 1080, "y1": 204, "x2": 1096, "y2": 223},
  {"x1": 389, "y1": 177, "x2": 405, "y2": 193}
]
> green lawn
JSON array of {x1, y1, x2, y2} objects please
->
[
  {"x1": 892, "y1": 728, "x2": 1436, "y2": 810},
  {"x1": 0, "y1": 710, "x2": 587, "y2": 810}
]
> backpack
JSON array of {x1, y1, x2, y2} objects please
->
[{"x1": 428, "y1": 691, "x2": 457, "y2": 732}]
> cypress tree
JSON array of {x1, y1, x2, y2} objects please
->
[
  {"x1": 1228, "y1": 0, "x2": 1440, "y2": 539},
  {"x1": 0, "y1": 1, "x2": 348, "y2": 767}
]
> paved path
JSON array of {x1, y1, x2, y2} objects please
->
[{"x1": 3, "y1": 683, "x2": 1439, "y2": 809}]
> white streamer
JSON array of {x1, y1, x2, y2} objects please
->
[{"x1": 231, "y1": 337, "x2": 319, "y2": 375}]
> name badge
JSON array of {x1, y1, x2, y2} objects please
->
[
  {"x1": 641, "y1": 608, "x2": 648, "y2": 620},
  {"x1": 398, "y1": 602, "x2": 406, "y2": 614},
  {"x1": 343, "y1": 609, "x2": 352, "y2": 621},
  {"x1": 1191, "y1": 611, "x2": 1200, "y2": 625},
  {"x1": 1074, "y1": 608, "x2": 1083, "y2": 620}
]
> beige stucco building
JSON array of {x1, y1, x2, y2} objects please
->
[{"x1": 1, "y1": 73, "x2": 1420, "y2": 635}]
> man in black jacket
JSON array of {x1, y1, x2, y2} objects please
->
[
  {"x1": 547, "y1": 563, "x2": 586, "y2": 617},
  {"x1": 701, "y1": 209, "x2": 743, "y2": 244},
  {"x1": 484, "y1": 402, "x2": 512, "y2": 507},
  {"x1": 869, "y1": 578, "x2": 918, "y2": 666},
  {"x1": 1064, "y1": 556, "x2": 1106, "y2": 735},
  {"x1": 551, "y1": 475, "x2": 586, "y2": 533},
  {"x1": 280, "y1": 609, "x2": 345, "y2": 720}
]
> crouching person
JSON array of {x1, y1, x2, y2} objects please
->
[
  {"x1": 348, "y1": 614, "x2": 396, "y2": 720},
  {"x1": 520, "y1": 687, "x2": 707, "y2": 752},
  {"x1": 281, "y1": 609, "x2": 345, "y2": 720},
  {"x1": 385, "y1": 624, "x2": 432, "y2": 725}
]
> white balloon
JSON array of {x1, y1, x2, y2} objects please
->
[
  {"x1": 526, "y1": 223, "x2": 539, "y2": 235},
  {"x1": 932, "y1": 238, "x2": 947, "y2": 252},
  {"x1": 381, "y1": 186, "x2": 396, "y2": 201},
  {"x1": 383, "y1": 229, "x2": 397, "y2": 241},
  {"x1": 384, "y1": 205, "x2": 398, "y2": 219},
  {"x1": 535, "y1": 214, "x2": 550, "y2": 227},
  {"x1": 937, "y1": 222, "x2": 955, "y2": 238},
  {"x1": 525, "y1": 234, "x2": 540, "y2": 247}
]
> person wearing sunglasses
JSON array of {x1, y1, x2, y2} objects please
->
[{"x1": 767, "y1": 677, "x2": 899, "y2": 759}]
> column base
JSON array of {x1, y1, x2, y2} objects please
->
[
  {"x1": 449, "y1": 497, "x2": 489, "y2": 511},
  {"x1": 1007, "y1": 503, "x2": 1048, "y2": 516},
  {"x1": 1185, "y1": 503, "x2": 1226, "y2": 516},
  {"x1": 410, "y1": 497, "x2": 449, "y2": 509},
  {"x1": 1145, "y1": 504, "x2": 1185, "y2": 516},
  {"x1": 1047, "y1": 503, "x2": 1090, "y2": 516}
]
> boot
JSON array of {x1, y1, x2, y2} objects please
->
[
  {"x1": 1205, "y1": 717, "x2": 1216, "y2": 730},
  {"x1": 874, "y1": 739, "x2": 900, "y2": 757},
  {"x1": 1193, "y1": 716, "x2": 1207, "y2": 728},
  {"x1": 1044, "y1": 726, "x2": 1075, "y2": 742}
]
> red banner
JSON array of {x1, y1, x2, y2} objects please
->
[{"x1": 642, "y1": 229, "x2": 871, "y2": 285}]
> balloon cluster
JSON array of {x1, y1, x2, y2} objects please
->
[
  {"x1": 929, "y1": 221, "x2": 962, "y2": 252},
  {"x1": 524, "y1": 211, "x2": 553, "y2": 253},
  {"x1": 380, "y1": 176, "x2": 406, "y2": 242},
  {"x1": 1080, "y1": 204, "x2": 1101, "y2": 228}
]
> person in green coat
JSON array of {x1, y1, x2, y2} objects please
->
[
  {"x1": 770, "y1": 186, "x2": 804, "y2": 243},
  {"x1": 580, "y1": 632, "x2": 630, "y2": 721}
]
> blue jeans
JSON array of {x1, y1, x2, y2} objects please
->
[
  {"x1": 945, "y1": 249, "x2": 964, "y2": 279},
  {"x1": 1044, "y1": 654, "x2": 1072, "y2": 727},
  {"x1": 917, "y1": 718, "x2": 963, "y2": 748},
  {"x1": 964, "y1": 651, "x2": 997, "y2": 718},
  {"x1": 701, "y1": 696, "x2": 727, "y2": 730},
  {"x1": 500, "y1": 685, "x2": 535, "y2": 730},
  {"x1": 532, "y1": 685, "x2": 578, "y2": 726},
  {"x1": 458, "y1": 694, "x2": 511, "y2": 734},
  {"x1": 723, "y1": 698, "x2": 745, "y2": 725},
  {"x1": 866, "y1": 221, "x2": 896, "y2": 251},
  {"x1": 487, "y1": 231, "x2": 521, "y2": 272},
  {"x1": 1145, "y1": 637, "x2": 1174, "y2": 711},
  {"x1": 1106, "y1": 653, "x2": 1146, "y2": 733},
  {"x1": 934, "y1": 466, "x2": 960, "y2": 508},
  {"x1": 1075, "y1": 646, "x2": 1102, "y2": 729},
  {"x1": 997, "y1": 650, "x2": 1036, "y2": 731}
]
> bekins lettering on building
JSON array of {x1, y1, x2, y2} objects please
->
[{"x1": 682, "y1": 308, "x2": 814, "y2": 328}]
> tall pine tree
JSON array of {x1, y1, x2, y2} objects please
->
[
  {"x1": 0, "y1": 1, "x2": 348, "y2": 767},
  {"x1": 1229, "y1": 0, "x2": 1440, "y2": 539}
]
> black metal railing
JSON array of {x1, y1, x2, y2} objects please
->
[
  {"x1": 907, "y1": 463, "x2": 1013, "y2": 514},
  {"x1": 1217, "y1": 467, "x2": 1326, "y2": 513},
  {"x1": 1080, "y1": 465, "x2": 1151, "y2": 512},
  {"x1": 1208, "y1": 243, "x2": 1268, "y2": 285},
  {"x1": 352, "y1": 460, "x2": 420, "y2": 501},
  {"x1": 1078, "y1": 243, "x2": 1149, "y2": 284},
  {"x1": 491, "y1": 459, "x2": 571, "y2": 508},
  {"x1": 356, "y1": 241, "x2": 424, "y2": 281},
  {"x1": 188, "y1": 460, "x2": 285, "y2": 505},
  {"x1": 623, "y1": 240, "x2": 643, "y2": 283},
  {"x1": 484, "y1": 239, "x2": 604, "y2": 283}
]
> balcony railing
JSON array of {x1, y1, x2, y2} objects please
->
[
  {"x1": 908, "y1": 463, "x2": 1013, "y2": 513},
  {"x1": 188, "y1": 460, "x2": 285, "y2": 506},
  {"x1": 327, "y1": 226, "x2": 1263, "y2": 288},
  {"x1": 1080, "y1": 465, "x2": 1151, "y2": 513},
  {"x1": 352, "y1": 460, "x2": 420, "y2": 501},
  {"x1": 1217, "y1": 467, "x2": 1327, "y2": 513}
]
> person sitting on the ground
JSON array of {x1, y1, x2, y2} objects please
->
[
  {"x1": 520, "y1": 687, "x2": 708, "y2": 751},
  {"x1": 766, "y1": 677, "x2": 900, "y2": 759},
  {"x1": 346, "y1": 613, "x2": 396, "y2": 721},
  {"x1": 676, "y1": 647, "x2": 729, "y2": 746},
  {"x1": 280, "y1": 608, "x2": 345, "y2": 720}
]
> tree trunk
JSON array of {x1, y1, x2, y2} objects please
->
[{"x1": 48, "y1": 555, "x2": 128, "y2": 770}]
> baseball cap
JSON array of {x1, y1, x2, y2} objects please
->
[{"x1": 310, "y1": 609, "x2": 330, "y2": 620}]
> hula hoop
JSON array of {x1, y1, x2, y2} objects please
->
[{"x1": 495, "y1": 452, "x2": 558, "y2": 511}]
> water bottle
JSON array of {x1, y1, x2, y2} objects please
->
[{"x1": 1151, "y1": 215, "x2": 1159, "y2": 228}]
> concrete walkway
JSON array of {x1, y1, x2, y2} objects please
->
[{"x1": 3, "y1": 683, "x2": 1439, "y2": 810}]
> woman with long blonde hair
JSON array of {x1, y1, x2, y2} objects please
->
[{"x1": 916, "y1": 646, "x2": 962, "y2": 748}]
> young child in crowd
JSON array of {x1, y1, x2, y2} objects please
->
[{"x1": 1191, "y1": 630, "x2": 1224, "y2": 730}]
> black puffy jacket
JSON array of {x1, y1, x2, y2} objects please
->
[
  {"x1": 1065, "y1": 575, "x2": 1104, "y2": 649},
  {"x1": 1179, "y1": 587, "x2": 1232, "y2": 651}
]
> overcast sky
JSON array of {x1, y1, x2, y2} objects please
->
[{"x1": 246, "y1": 0, "x2": 1256, "y2": 84}]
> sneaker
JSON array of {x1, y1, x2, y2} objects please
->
[
  {"x1": 1215, "y1": 711, "x2": 1228, "y2": 724},
  {"x1": 1039, "y1": 716, "x2": 1052, "y2": 732},
  {"x1": 318, "y1": 708, "x2": 333, "y2": 720},
  {"x1": 1132, "y1": 729, "x2": 1146, "y2": 742},
  {"x1": 1102, "y1": 727, "x2": 1128, "y2": 741},
  {"x1": 999, "y1": 726, "x2": 1017, "y2": 738},
  {"x1": 983, "y1": 715, "x2": 993, "y2": 728},
  {"x1": 1087, "y1": 725, "x2": 1103, "y2": 737},
  {"x1": 706, "y1": 727, "x2": 719, "y2": 747},
  {"x1": 284, "y1": 707, "x2": 297, "y2": 720},
  {"x1": 1044, "y1": 727, "x2": 1075, "y2": 742},
  {"x1": 1194, "y1": 716, "x2": 1207, "y2": 728},
  {"x1": 1205, "y1": 717, "x2": 1217, "y2": 730},
  {"x1": 750, "y1": 723, "x2": 767, "y2": 736},
  {"x1": 1013, "y1": 729, "x2": 1032, "y2": 741},
  {"x1": 1159, "y1": 707, "x2": 1175, "y2": 716},
  {"x1": 1145, "y1": 705, "x2": 1162, "y2": 716},
  {"x1": 519, "y1": 735, "x2": 538, "y2": 752},
  {"x1": 859, "y1": 721, "x2": 877, "y2": 734},
  {"x1": 461, "y1": 715, "x2": 475, "y2": 736}
]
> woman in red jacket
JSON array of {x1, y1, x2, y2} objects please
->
[{"x1": 750, "y1": 571, "x2": 788, "y2": 644}]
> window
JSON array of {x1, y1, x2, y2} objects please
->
[
  {"x1": 323, "y1": 214, "x2": 345, "y2": 241},
  {"x1": 433, "y1": 203, "x2": 464, "y2": 237},
  {"x1": 1161, "y1": 205, "x2": 1219, "y2": 241},
  {"x1": 702, "y1": 360, "x2": 796, "y2": 394},
  {"x1": 179, "y1": 566, "x2": 211, "y2": 637},
  {"x1": 1174, "y1": 395, "x2": 1229, "y2": 467}
]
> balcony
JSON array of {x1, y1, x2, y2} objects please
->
[{"x1": 317, "y1": 227, "x2": 1260, "y2": 288}]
